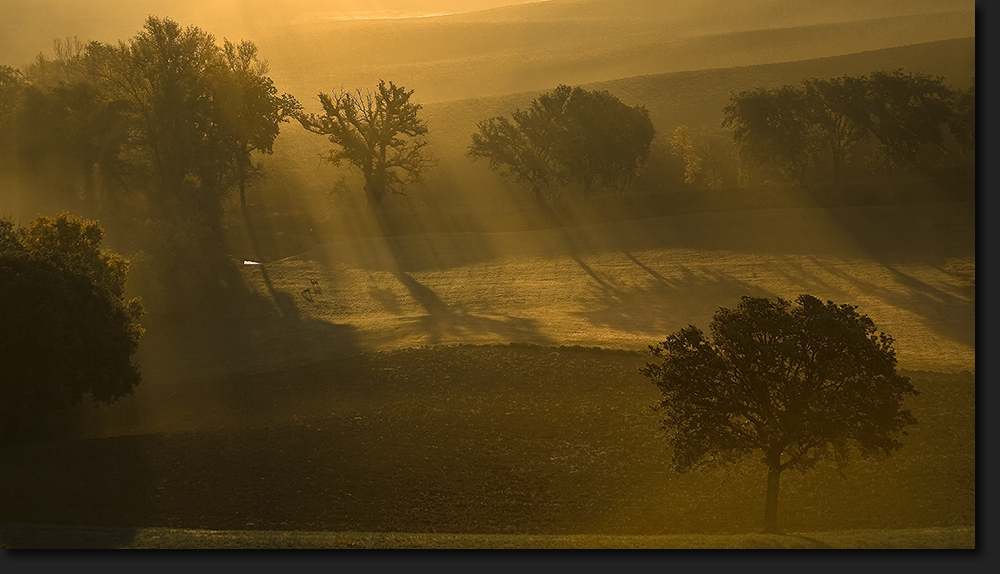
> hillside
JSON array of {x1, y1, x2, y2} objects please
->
[
  {"x1": 0, "y1": 0, "x2": 974, "y2": 103},
  {"x1": 255, "y1": 6, "x2": 974, "y2": 102},
  {"x1": 256, "y1": 36, "x2": 975, "y2": 226}
]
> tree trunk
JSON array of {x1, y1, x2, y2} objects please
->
[
  {"x1": 530, "y1": 184, "x2": 544, "y2": 206},
  {"x1": 363, "y1": 181, "x2": 383, "y2": 211},
  {"x1": 832, "y1": 148, "x2": 842, "y2": 184},
  {"x1": 762, "y1": 453, "x2": 782, "y2": 533}
]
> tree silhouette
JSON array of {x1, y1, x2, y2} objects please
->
[
  {"x1": 640, "y1": 295, "x2": 917, "y2": 533},
  {"x1": 853, "y1": 69, "x2": 953, "y2": 174},
  {"x1": 470, "y1": 84, "x2": 655, "y2": 204},
  {"x1": 17, "y1": 72, "x2": 130, "y2": 210},
  {"x1": 949, "y1": 78, "x2": 975, "y2": 154},
  {"x1": 669, "y1": 125, "x2": 725, "y2": 188},
  {"x1": 468, "y1": 114, "x2": 555, "y2": 204},
  {"x1": 0, "y1": 65, "x2": 26, "y2": 178},
  {"x1": 213, "y1": 39, "x2": 300, "y2": 217},
  {"x1": 295, "y1": 80, "x2": 430, "y2": 211},
  {"x1": 0, "y1": 213, "x2": 144, "y2": 444},
  {"x1": 801, "y1": 76, "x2": 869, "y2": 183},
  {"x1": 722, "y1": 85, "x2": 818, "y2": 185}
]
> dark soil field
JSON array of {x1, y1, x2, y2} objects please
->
[{"x1": 0, "y1": 345, "x2": 974, "y2": 539}]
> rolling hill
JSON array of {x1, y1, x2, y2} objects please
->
[{"x1": 0, "y1": 0, "x2": 975, "y2": 103}]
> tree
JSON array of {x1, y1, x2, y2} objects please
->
[
  {"x1": 213, "y1": 39, "x2": 300, "y2": 217},
  {"x1": 851, "y1": 70, "x2": 953, "y2": 173},
  {"x1": 722, "y1": 85, "x2": 819, "y2": 185},
  {"x1": 949, "y1": 77, "x2": 975, "y2": 154},
  {"x1": 801, "y1": 76, "x2": 869, "y2": 183},
  {"x1": 469, "y1": 84, "x2": 655, "y2": 204},
  {"x1": 0, "y1": 212, "x2": 144, "y2": 444},
  {"x1": 669, "y1": 125, "x2": 725, "y2": 188},
  {"x1": 295, "y1": 79, "x2": 430, "y2": 210},
  {"x1": 468, "y1": 114, "x2": 555, "y2": 204},
  {"x1": 0, "y1": 65, "x2": 26, "y2": 175},
  {"x1": 93, "y1": 17, "x2": 230, "y2": 230},
  {"x1": 16, "y1": 43, "x2": 132, "y2": 212},
  {"x1": 640, "y1": 295, "x2": 917, "y2": 533},
  {"x1": 669, "y1": 125, "x2": 702, "y2": 185}
]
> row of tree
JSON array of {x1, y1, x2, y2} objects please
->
[
  {"x1": 720, "y1": 70, "x2": 975, "y2": 185},
  {"x1": 0, "y1": 18, "x2": 301, "y2": 315}
]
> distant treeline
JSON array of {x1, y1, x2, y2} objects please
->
[{"x1": 669, "y1": 71, "x2": 974, "y2": 189}]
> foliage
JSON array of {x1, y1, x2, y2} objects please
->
[
  {"x1": 669, "y1": 125, "x2": 724, "y2": 188},
  {"x1": 722, "y1": 85, "x2": 818, "y2": 184},
  {"x1": 469, "y1": 84, "x2": 655, "y2": 204},
  {"x1": 640, "y1": 295, "x2": 917, "y2": 532},
  {"x1": 0, "y1": 65, "x2": 26, "y2": 173},
  {"x1": 723, "y1": 70, "x2": 959, "y2": 184},
  {"x1": 949, "y1": 78, "x2": 975, "y2": 153},
  {"x1": 669, "y1": 125, "x2": 701, "y2": 184},
  {"x1": 93, "y1": 17, "x2": 283, "y2": 231},
  {"x1": 801, "y1": 76, "x2": 870, "y2": 182},
  {"x1": 295, "y1": 79, "x2": 430, "y2": 210},
  {"x1": 853, "y1": 69, "x2": 954, "y2": 173},
  {"x1": 0, "y1": 212, "x2": 144, "y2": 444},
  {"x1": 468, "y1": 114, "x2": 554, "y2": 204},
  {"x1": 210, "y1": 39, "x2": 300, "y2": 208},
  {"x1": 16, "y1": 46, "x2": 131, "y2": 209}
]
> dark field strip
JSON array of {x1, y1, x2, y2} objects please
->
[
  {"x1": 0, "y1": 345, "x2": 974, "y2": 538},
  {"x1": 0, "y1": 524, "x2": 974, "y2": 549}
]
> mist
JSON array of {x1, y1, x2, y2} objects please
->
[{"x1": 0, "y1": 0, "x2": 975, "y2": 548}]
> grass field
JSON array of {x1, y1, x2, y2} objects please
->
[{"x1": 134, "y1": 199, "x2": 974, "y2": 386}]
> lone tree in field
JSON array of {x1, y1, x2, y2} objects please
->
[
  {"x1": 0, "y1": 213, "x2": 144, "y2": 444},
  {"x1": 295, "y1": 79, "x2": 430, "y2": 210},
  {"x1": 469, "y1": 84, "x2": 655, "y2": 204},
  {"x1": 640, "y1": 295, "x2": 917, "y2": 533}
]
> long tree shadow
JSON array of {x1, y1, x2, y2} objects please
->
[
  {"x1": 807, "y1": 255, "x2": 975, "y2": 349},
  {"x1": 371, "y1": 213, "x2": 551, "y2": 347},
  {"x1": 574, "y1": 251, "x2": 776, "y2": 337},
  {"x1": 132, "y1": 187, "x2": 365, "y2": 389}
]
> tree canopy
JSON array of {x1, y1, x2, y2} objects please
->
[
  {"x1": 0, "y1": 212, "x2": 144, "y2": 444},
  {"x1": 295, "y1": 79, "x2": 430, "y2": 210},
  {"x1": 469, "y1": 84, "x2": 655, "y2": 204},
  {"x1": 640, "y1": 294, "x2": 917, "y2": 533},
  {"x1": 723, "y1": 70, "x2": 961, "y2": 184},
  {"x1": 722, "y1": 85, "x2": 819, "y2": 185}
]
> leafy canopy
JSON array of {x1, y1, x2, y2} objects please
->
[
  {"x1": 0, "y1": 212, "x2": 144, "y2": 444},
  {"x1": 641, "y1": 294, "x2": 917, "y2": 474},
  {"x1": 722, "y1": 69, "x2": 959, "y2": 184},
  {"x1": 469, "y1": 84, "x2": 655, "y2": 203}
]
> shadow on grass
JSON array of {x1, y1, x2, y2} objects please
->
[
  {"x1": 368, "y1": 212, "x2": 552, "y2": 347},
  {"x1": 806, "y1": 256, "x2": 975, "y2": 349},
  {"x1": 573, "y1": 252, "x2": 775, "y2": 337}
]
